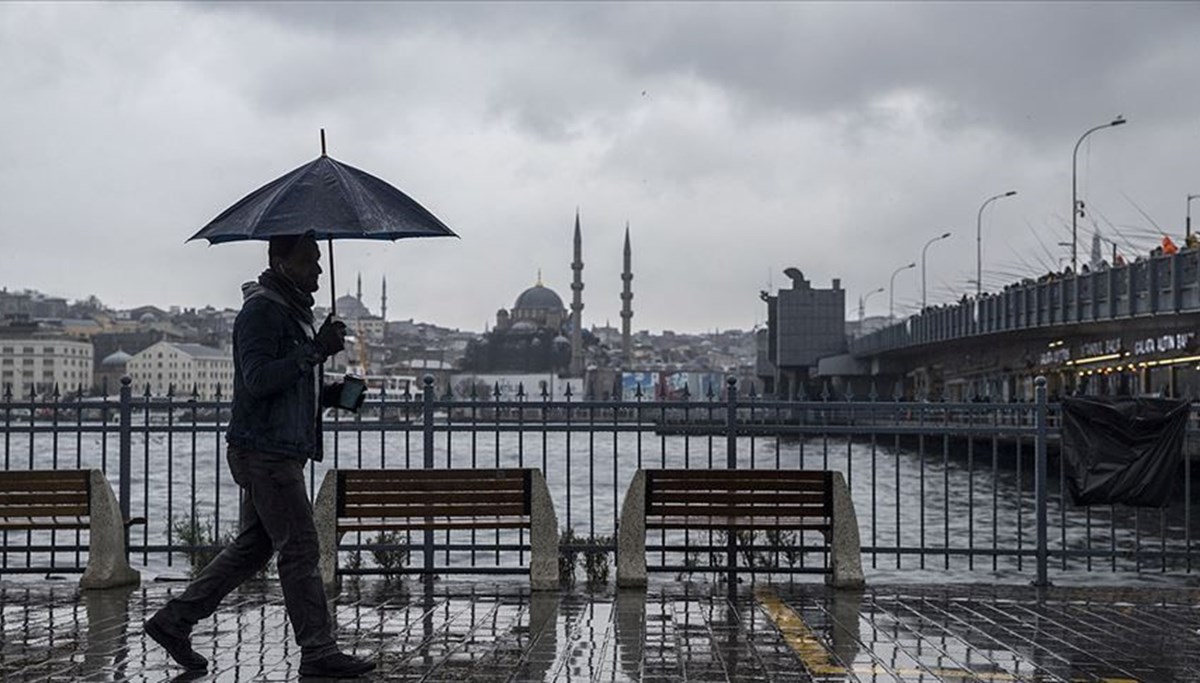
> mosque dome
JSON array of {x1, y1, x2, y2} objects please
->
[
  {"x1": 101, "y1": 349, "x2": 132, "y2": 366},
  {"x1": 334, "y1": 295, "x2": 371, "y2": 319},
  {"x1": 514, "y1": 284, "x2": 564, "y2": 311}
]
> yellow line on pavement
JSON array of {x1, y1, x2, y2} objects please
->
[
  {"x1": 755, "y1": 587, "x2": 847, "y2": 676},
  {"x1": 754, "y1": 587, "x2": 1101, "y2": 682}
]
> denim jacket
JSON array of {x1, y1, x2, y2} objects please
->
[{"x1": 225, "y1": 286, "x2": 334, "y2": 462}]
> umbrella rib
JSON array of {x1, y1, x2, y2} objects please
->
[{"x1": 325, "y1": 159, "x2": 370, "y2": 238}]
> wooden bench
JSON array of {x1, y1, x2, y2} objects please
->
[
  {"x1": 616, "y1": 469, "x2": 864, "y2": 589},
  {"x1": 0, "y1": 469, "x2": 143, "y2": 589},
  {"x1": 315, "y1": 468, "x2": 559, "y2": 591}
]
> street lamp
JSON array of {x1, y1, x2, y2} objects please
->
[
  {"x1": 859, "y1": 286, "x2": 884, "y2": 324},
  {"x1": 889, "y1": 262, "x2": 915, "y2": 321},
  {"x1": 1188, "y1": 193, "x2": 1199, "y2": 239},
  {"x1": 1072, "y1": 116, "x2": 1127, "y2": 271},
  {"x1": 922, "y1": 231, "x2": 951, "y2": 310},
  {"x1": 976, "y1": 191, "x2": 1016, "y2": 297}
]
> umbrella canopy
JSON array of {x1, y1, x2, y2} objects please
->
[
  {"x1": 189, "y1": 146, "x2": 456, "y2": 314},
  {"x1": 189, "y1": 155, "x2": 456, "y2": 244}
]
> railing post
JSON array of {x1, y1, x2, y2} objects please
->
[
  {"x1": 421, "y1": 375, "x2": 435, "y2": 587},
  {"x1": 1033, "y1": 375, "x2": 1050, "y2": 587},
  {"x1": 118, "y1": 376, "x2": 133, "y2": 559},
  {"x1": 725, "y1": 376, "x2": 738, "y2": 469},
  {"x1": 422, "y1": 375, "x2": 435, "y2": 469},
  {"x1": 725, "y1": 376, "x2": 738, "y2": 597}
]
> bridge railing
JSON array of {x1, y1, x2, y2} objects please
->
[{"x1": 852, "y1": 249, "x2": 1200, "y2": 355}]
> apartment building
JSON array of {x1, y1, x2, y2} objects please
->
[
  {"x1": 126, "y1": 341, "x2": 233, "y2": 400},
  {"x1": 0, "y1": 337, "x2": 94, "y2": 398}
]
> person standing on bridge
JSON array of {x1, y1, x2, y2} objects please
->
[{"x1": 144, "y1": 234, "x2": 374, "y2": 678}]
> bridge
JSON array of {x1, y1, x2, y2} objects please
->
[{"x1": 842, "y1": 249, "x2": 1200, "y2": 401}]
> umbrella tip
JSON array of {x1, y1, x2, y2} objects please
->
[{"x1": 320, "y1": 128, "x2": 326, "y2": 156}]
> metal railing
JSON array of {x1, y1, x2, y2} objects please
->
[{"x1": 0, "y1": 376, "x2": 1194, "y2": 586}]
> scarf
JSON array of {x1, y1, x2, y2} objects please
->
[{"x1": 257, "y1": 268, "x2": 315, "y2": 327}]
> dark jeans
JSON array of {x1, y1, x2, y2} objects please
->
[{"x1": 152, "y1": 447, "x2": 338, "y2": 662}]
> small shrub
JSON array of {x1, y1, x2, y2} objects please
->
[
  {"x1": 172, "y1": 513, "x2": 272, "y2": 579},
  {"x1": 370, "y1": 530, "x2": 409, "y2": 581},
  {"x1": 583, "y1": 535, "x2": 612, "y2": 589},
  {"x1": 559, "y1": 527, "x2": 579, "y2": 587},
  {"x1": 675, "y1": 551, "x2": 702, "y2": 582}
]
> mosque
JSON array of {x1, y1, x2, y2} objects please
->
[{"x1": 460, "y1": 212, "x2": 634, "y2": 376}]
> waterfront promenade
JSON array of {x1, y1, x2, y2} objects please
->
[
  {"x1": 3, "y1": 383, "x2": 1197, "y2": 681},
  {"x1": 1, "y1": 577, "x2": 1195, "y2": 682}
]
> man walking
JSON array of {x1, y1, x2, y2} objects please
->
[{"x1": 145, "y1": 234, "x2": 375, "y2": 678}]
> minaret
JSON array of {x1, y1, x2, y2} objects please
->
[
  {"x1": 620, "y1": 223, "x2": 633, "y2": 364},
  {"x1": 380, "y1": 276, "x2": 388, "y2": 322},
  {"x1": 356, "y1": 273, "x2": 363, "y2": 303},
  {"x1": 570, "y1": 209, "x2": 585, "y2": 377}
]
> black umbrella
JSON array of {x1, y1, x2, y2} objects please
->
[{"x1": 189, "y1": 130, "x2": 457, "y2": 314}]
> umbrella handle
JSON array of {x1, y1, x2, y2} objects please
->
[{"x1": 327, "y1": 237, "x2": 336, "y2": 317}]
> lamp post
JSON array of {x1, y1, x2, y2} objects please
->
[
  {"x1": 922, "y1": 231, "x2": 951, "y2": 310},
  {"x1": 889, "y1": 262, "x2": 915, "y2": 321},
  {"x1": 1072, "y1": 116, "x2": 1127, "y2": 271},
  {"x1": 976, "y1": 191, "x2": 1016, "y2": 297},
  {"x1": 859, "y1": 286, "x2": 884, "y2": 324},
  {"x1": 1188, "y1": 194, "x2": 1199, "y2": 240}
]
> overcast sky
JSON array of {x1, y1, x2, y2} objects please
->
[{"x1": 2, "y1": 2, "x2": 1197, "y2": 333}]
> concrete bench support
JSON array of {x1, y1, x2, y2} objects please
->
[{"x1": 80, "y1": 469, "x2": 141, "y2": 590}]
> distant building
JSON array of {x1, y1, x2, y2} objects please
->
[
  {"x1": 0, "y1": 289, "x2": 69, "y2": 321},
  {"x1": 758, "y1": 268, "x2": 846, "y2": 398},
  {"x1": 125, "y1": 341, "x2": 233, "y2": 399},
  {"x1": 0, "y1": 337, "x2": 94, "y2": 398}
]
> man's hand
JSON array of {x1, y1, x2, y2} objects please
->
[{"x1": 314, "y1": 314, "x2": 347, "y2": 358}]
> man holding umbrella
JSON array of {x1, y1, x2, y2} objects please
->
[{"x1": 145, "y1": 233, "x2": 375, "y2": 678}]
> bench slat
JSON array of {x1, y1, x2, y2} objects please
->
[
  {"x1": 649, "y1": 491, "x2": 830, "y2": 505},
  {"x1": 0, "y1": 516, "x2": 90, "y2": 531},
  {"x1": 0, "y1": 470, "x2": 90, "y2": 484},
  {"x1": 342, "y1": 503, "x2": 527, "y2": 518},
  {"x1": 648, "y1": 480, "x2": 828, "y2": 493},
  {"x1": 343, "y1": 491, "x2": 526, "y2": 506},
  {"x1": 338, "y1": 517, "x2": 531, "y2": 532},
  {"x1": 337, "y1": 479, "x2": 527, "y2": 493},
  {"x1": 0, "y1": 503, "x2": 91, "y2": 518},
  {"x1": 647, "y1": 504, "x2": 829, "y2": 518},
  {"x1": 342, "y1": 469, "x2": 527, "y2": 482},
  {"x1": 648, "y1": 470, "x2": 827, "y2": 482},
  {"x1": 647, "y1": 516, "x2": 831, "y2": 532},
  {"x1": 0, "y1": 492, "x2": 89, "y2": 505},
  {"x1": 0, "y1": 479, "x2": 90, "y2": 494}
]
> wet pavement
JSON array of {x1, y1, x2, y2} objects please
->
[{"x1": 0, "y1": 577, "x2": 1197, "y2": 682}]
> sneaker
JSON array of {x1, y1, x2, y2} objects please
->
[
  {"x1": 144, "y1": 615, "x2": 208, "y2": 671},
  {"x1": 299, "y1": 651, "x2": 376, "y2": 678}
]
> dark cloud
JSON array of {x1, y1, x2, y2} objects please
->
[{"x1": 1, "y1": 2, "x2": 1197, "y2": 331}]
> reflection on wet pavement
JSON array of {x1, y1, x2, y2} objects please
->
[{"x1": 1, "y1": 578, "x2": 1196, "y2": 681}]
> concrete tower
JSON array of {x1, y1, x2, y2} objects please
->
[
  {"x1": 620, "y1": 223, "x2": 633, "y2": 364},
  {"x1": 570, "y1": 209, "x2": 585, "y2": 376}
]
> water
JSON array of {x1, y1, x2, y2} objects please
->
[{"x1": 2, "y1": 422, "x2": 1196, "y2": 585}]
